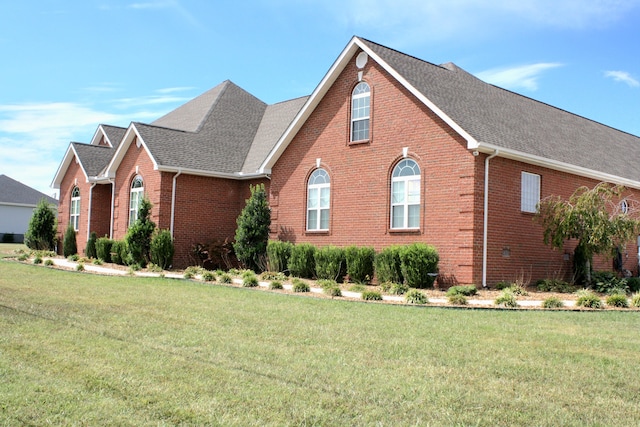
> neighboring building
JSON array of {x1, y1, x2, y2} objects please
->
[
  {"x1": 52, "y1": 37, "x2": 640, "y2": 285},
  {"x1": 0, "y1": 174, "x2": 58, "y2": 243}
]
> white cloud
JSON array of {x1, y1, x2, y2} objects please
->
[
  {"x1": 604, "y1": 70, "x2": 640, "y2": 87},
  {"x1": 475, "y1": 63, "x2": 563, "y2": 91}
]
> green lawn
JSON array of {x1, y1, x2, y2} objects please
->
[{"x1": 1, "y1": 260, "x2": 640, "y2": 426}]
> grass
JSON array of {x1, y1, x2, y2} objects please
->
[{"x1": 1, "y1": 261, "x2": 640, "y2": 425}]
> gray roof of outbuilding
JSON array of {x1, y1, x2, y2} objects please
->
[
  {"x1": 360, "y1": 38, "x2": 640, "y2": 182},
  {"x1": 0, "y1": 174, "x2": 58, "y2": 206},
  {"x1": 72, "y1": 143, "x2": 115, "y2": 177}
]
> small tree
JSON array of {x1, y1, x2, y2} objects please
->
[
  {"x1": 150, "y1": 229, "x2": 174, "y2": 270},
  {"x1": 233, "y1": 184, "x2": 271, "y2": 272},
  {"x1": 86, "y1": 231, "x2": 97, "y2": 258},
  {"x1": 125, "y1": 197, "x2": 156, "y2": 267},
  {"x1": 536, "y1": 183, "x2": 640, "y2": 286},
  {"x1": 24, "y1": 198, "x2": 57, "y2": 250},
  {"x1": 63, "y1": 223, "x2": 78, "y2": 257}
]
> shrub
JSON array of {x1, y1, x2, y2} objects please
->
[
  {"x1": 92, "y1": 258, "x2": 103, "y2": 265},
  {"x1": 219, "y1": 273, "x2": 232, "y2": 284},
  {"x1": 110, "y1": 240, "x2": 127, "y2": 265},
  {"x1": 292, "y1": 278, "x2": 310, "y2": 293},
  {"x1": 398, "y1": 243, "x2": 439, "y2": 288},
  {"x1": 63, "y1": 223, "x2": 77, "y2": 257},
  {"x1": 183, "y1": 266, "x2": 202, "y2": 279},
  {"x1": 314, "y1": 246, "x2": 346, "y2": 281},
  {"x1": 76, "y1": 263, "x2": 85, "y2": 272},
  {"x1": 448, "y1": 294, "x2": 468, "y2": 305},
  {"x1": 348, "y1": 284, "x2": 366, "y2": 292},
  {"x1": 269, "y1": 281, "x2": 283, "y2": 290},
  {"x1": 147, "y1": 263, "x2": 164, "y2": 273},
  {"x1": 33, "y1": 256, "x2": 42, "y2": 264},
  {"x1": 261, "y1": 271, "x2": 286, "y2": 281},
  {"x1": 288, "y1": 243, "x2": 317, "y2": 279},
  {"x1": 361, "y1": 290, "x2": 382, "y2": 301},
  {"x1": 44, "y1": 259, "x2": 54, "y2": 266},
  {"x1": 627, "y1": 277, "x2": 640, "y2": 293},
  {"x1": 405, "y1": 289, "x2": 428, "y2": 304},
  {"x1": 67, "y1": 254, "x2": 79, "y2": 262},
  {"x1": 591, "y1": 271, "x2": 628, "y2": 295},
  {"x1": 632, "y1": 292, "x2": 640, "y2": 308},
  {"x1": 266, "y1": 240, "x2": 293, "y2": 274},
  {"x1": 345, "y1": 246, "x2": 375, "y2": 284},
  {"x1": 494, "y1": 281, "x2": 511, "y2": 290},
  {"x1": 446, "y1": 285, "x2": 478, "y2": 297},
  {"x1": 234, "y1": 183, "x2": 270, "y2": 272},
  {"x1": 201, "y1": 271, "x2": 216, "y2": 282},
  {"x1": 507, "y1": 284, "x2": 528, "y2": 296},
  {"x1": 606, "y1": 293, "x2": 629, "y2": 308},
  {"x1": 125, "y1": 198, "x2": 156, "y2": 267},
  {"x1": 242, "y1": 272, "x2": 259, "y2": 287},
  {"x1": 324, "y1": 284, "x2": 342, "y2": 297},
  {"x1": 374, "y1": 246, "x2": 403, "y2": 284},
  {"x1": 536, "y1": 278, "x2": 574, "y2": 293},
  {"x1": 18, "y1": 254, "x2": 28, "y2": 262},
  {"x1": 542, "y1": 297, "x2": 564, "y2": 309},
  {"x1": 575, "y1": 289, "x2": 603, "y2": 309},
  {"x1": 95, "y1": 237, "x2": 113, "y2": 263},
  {"x1": 84, "y1": 232, "x2": 97, "y2": 259},
  {"x1": 495, "y1": 290, "x2": 518, "y2": 308},
  {"x1": 390, "y1": 283, "x2": 409, "y2": 295},
  {"x1": 24, "y1": 198, "x2": 57, "y2": 251},
  {"x1": 150, "y1": 229, "x2": 174, "y2": 270}
]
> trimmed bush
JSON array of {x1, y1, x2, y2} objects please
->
[
  {"x1": 495, "y1": 290, "x2": 518, "y2": 308},
  {"x1": 345, "y1": 246, "x2": 375, "y2": 284},
  {"x1": 288, "y1": 243, "x2": 316, "y2": 279},
  {"x1": 448, "y1": 294, "x2": 468, "y2": 305},
  {"x1": 292, "y1": 278, "x2": 310, "y2": 293},
  {"x1": 266, "y1": 240, "x2": 293, "y2": 274},
  {"x1": 150, "y1": 229, "x2": 174, "y2": 270},
  {"x1": 63, "y1": 223, "x2": 77, "y2": 257},
  {"x1": 542, "y1": 296, "x2": 564, "y2": 309},
  {"x1": 314, "y1": 246, "x2": 346, "y2": 281},
  {"x1": 398, "y1": 243, "x2": 439, "y2": 288},
  {"x1": 606, "y1": 293, "x2": 629, "y2": 308},
  {"x1": 576, "y1": 290, "x2": 603, "y2": 309},
  {"x1": 374, "y1": 246, "x2": 403, "y2": 284},
  {"x1": 446, "y1": 285, "x2": 478, "y2": 297},
  {"x1": 85, "y1": 232, "x2": 97, "y2": 259},
  {"x1": 361, "y1": 290, "x2": 382, "y2": 301},
  {"x1": 110, "y1": 240, "x2": 126, "y2": 265},
  {"x1": 405, "y1": 289, "x2": 428, "y2": 305},
  {"x1": 95, "y1": 237, "x2": 113, "y2": 263}
]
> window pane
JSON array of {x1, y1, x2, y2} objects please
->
[
  {"x1": 407, "y1": 179, "x2": 420, "y2": 203},
  {"x1": 307, "y1": 188, "x2": 318, "y2": 209},
  {"x1": 392, "y1": 181, "x2": 404, "y2": 203},
  {"x1": 307, "y1": 210, "x2": 318, "y2": 230},
  {"x1": 408, "y1": 204, "x2": 420, "y2": 228},
  {"x1": 320, "y1": 209, "x2": 329, "y2": 230},
  {"x1": 320, "y1": 187, "x2": 330, "y2": 208},
  {"x1": 392, "y1": 205, "x2": 404, "y2": 228}
]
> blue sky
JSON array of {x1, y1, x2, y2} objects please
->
[{"x1": 2, "y1": 0, "x2": 640, "y2": 198}]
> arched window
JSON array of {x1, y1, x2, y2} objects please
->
[
  {"x1": 307, "y1": 169, "x2": 330, "y2": 231},
  {"x1": 129, "y1": 175, "x2": 144, "y2": 226},
  {"x1": 70, "y1": 186, "x2": 80, "y2": 231},
  {"x1": 351, "y1": 82, "x2": 370, "y2": 141},
  {"x1": 391, "y1": 159, "x2": 421, "y2": 229}
]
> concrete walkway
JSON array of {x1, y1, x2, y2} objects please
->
[{"x1": 44, "y1": 257, "x2": 576, "y2": 308}]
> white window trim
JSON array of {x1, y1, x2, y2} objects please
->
[
  {"x1": 70, "y1": 187, "x2": 80, "y2": 231},
  {"x1": 390, "y1": 160, "x2": 421, "y2": 230},
  {"x1": 129, "y1": 176, "x2": 144, "y2": 226},
  {"x1": 350, "y1": 82, "x2": 370, "y2": 142},
  {"x1": 521, "y1": 171, "x2": 541, "y2": 213},
  {"x1": 307, "y1": 169, "x2": 330, "y2": 231}
]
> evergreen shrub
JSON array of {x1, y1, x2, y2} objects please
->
[
  {"x1": 96, "y1": 237, "x2": 113, "y2": 263},
  {"x1": 150, "y1": 229, "x2": 174, "y2": 270},
  {"x1": 63, "y1": 223, "x2": 77, "y2": 257},
  {"x1": 85, "y1": 232, "x2": 97, "y2": 259},
  {"x1": 314, "y1": 246, "x2": 346, "y2": 281},
  {"x1": 345, "y1": 246, "x2": 375, "y2": 284},
  {"x1": 24, "y1": 198, "x2": 57, "y2": 251},
  {"x1": 398, "y1": 243, "x2": 439, "y2": 288},
  {"x1": 288, "y1": 243, "x2": 316, "y2": 279},
  {"x1": 266, "y1": 240, "x2": 293, "y2": 274},
  {"x1": 234, "y1": 184, "x2": 270, "y2": 272},
  {"x1": 374, "y1": 246, "x2": 403, "y2": 284}
]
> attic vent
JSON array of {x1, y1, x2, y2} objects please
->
[{"x1": 356, "y1": 52, "x2": 368, "y2": 69}]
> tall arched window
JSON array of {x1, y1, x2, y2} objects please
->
[
  {"x1": 351, "y1": 82, "x2": 370, "y2": 141},
  {"x1": 129, "y1": 175, "x2": 144, "y2": 226},
  {"x1": 307, "y1": 169, "x2": 330, "y2": 231},
  {"x1": 391, "y1": 159, "x2": 421, "y2": 229},
  {"x1": 70, "y1": 186, "x2": 80, "y2": 231}
]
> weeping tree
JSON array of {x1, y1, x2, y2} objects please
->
[
  {"x1": 535, "y1": 183, "x2": 640, "y2": 286},
  {"x1": 234, "y1": 184, "x2": 271, "y2": 272}
]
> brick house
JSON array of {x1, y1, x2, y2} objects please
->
[{"x1": 52, "y1": 36, "x2": 640, "y2": 285}]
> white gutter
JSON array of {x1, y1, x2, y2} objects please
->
[
  {"x1": 108, "y1": 179, "x2": 115, "y2": 239},
  {"x1": 156, "y1": 165, "x2": 269, "y2": 181},
  {"x1": 87, "y1": 183, "x2": 97, "y2": 241},
  {"x1": 482, "y1": 150, "x2": 499, "y2": 288},
  {"x1": 170, "y1": 170, "x2": 182, "y2": 237}
]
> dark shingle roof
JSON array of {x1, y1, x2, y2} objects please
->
[
  {"x1": 0, "y1": 175, "x2": 58, "y2": 206},
  {"x1": 72, "y1": 143, "x2": 115, "y2": 177},
  {"x1": 360, "y1": 38, "x2": 640, "y2": 182},
  {"x1": 101, "y1": 125, "x2": 126, "y2": 149}
]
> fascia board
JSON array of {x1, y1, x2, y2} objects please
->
[
  {"x1": 157, "y1": 165, "x2": 269, "y2": 180},
  {"x1": 50, "y1": 144, "x2": 90, "y2": 189},
  {"x1": 104, "y1": 124, "x2": 159, "y2": 178},
  {"x1": 475, "y1": 142, "x2": 640, "y2": 190},
  {"x1": 90, "y1": 126, "x2": 108, "y2": 147}
]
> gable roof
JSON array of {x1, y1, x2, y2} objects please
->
[
  {"x1": 261, "y1": 36, "x2": 640, "y2": 188},
  {"x1": 1, "y1": 174, "x2": 57, "y2": 206}
]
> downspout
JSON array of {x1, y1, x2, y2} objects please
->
[
  {"x1": 170, "y1": 170, "x2": 182, "y2": 237},
  {"x1": 87, "y1": 183, "x2": 97, "y2": 241},
  {"x1": 108, "y1": 179, "x2": 115, "y2": 239},
  {"x1": 482, "y1": 150, "x2": 499, "y2": 288}
]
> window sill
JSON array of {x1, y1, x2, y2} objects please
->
[
  {"x1": 305, "y1": 230, "x2": 330, "y2": 236},
  {"x1": 348, "y1": 139, "x2": 370, "y2": 146},
  {"x1": 388, "y1": 228, "x2": 421, "y2": 234}
]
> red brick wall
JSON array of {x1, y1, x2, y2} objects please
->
[
  {"x1": 269, "y1": 50, "x2": 481, "y2": 284},
  {"x1": 89, "y1": 184, "x2": 112, "y2": 239},
  {"x1": 57, "y1": 157, "x2": 91, "y2": 254}
]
